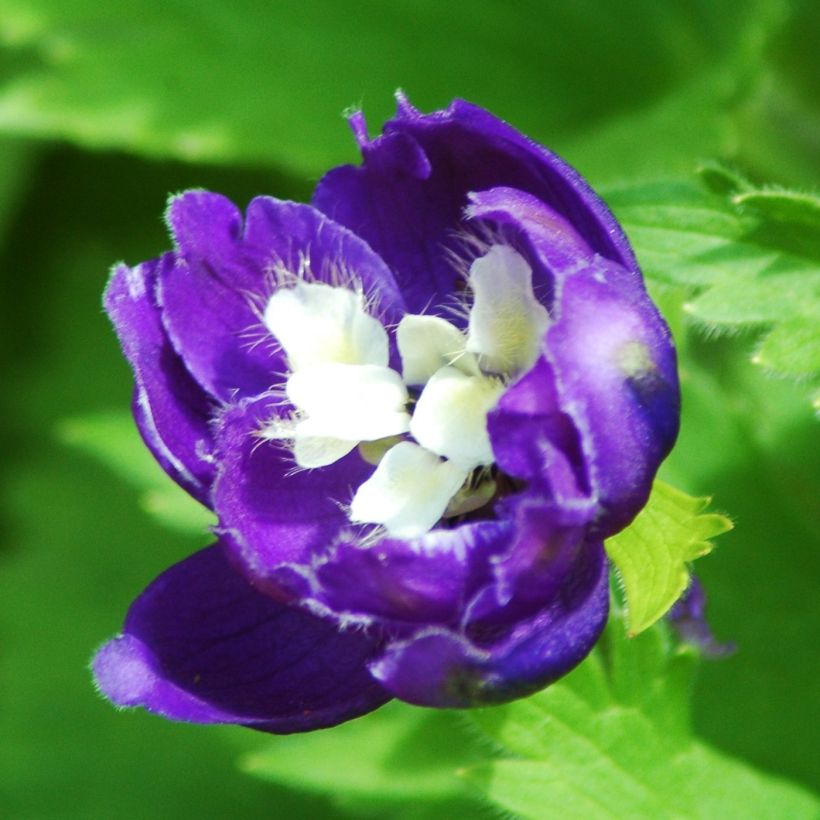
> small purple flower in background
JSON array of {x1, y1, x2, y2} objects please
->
[
  {"x1": 668, "y1": 578, "x2": 735, "y2": 658},
  {"x1": 92, "y1": 95, "x2": 680, "y2": 732}
]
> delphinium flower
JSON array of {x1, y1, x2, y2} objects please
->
[{"x1": 92, "y1": 95, "x2": 680, "y2": 732}]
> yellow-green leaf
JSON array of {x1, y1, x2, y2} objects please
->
[{"x1": 604, "y1": 480, "x2": 733, "y2": 635}]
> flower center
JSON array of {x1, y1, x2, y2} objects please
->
[{"x1": 262, "y1": 244, "x2": 548, "y2": 538}]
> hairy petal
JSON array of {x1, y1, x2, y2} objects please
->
[
  {"x1": 160, "y1": 192, "x2": 405, "y2": 400},
  {"x1": 307, "y1": 520, "x2": 508, "y2": 626},
  {"x1": 92, "y1": 545, "x2": 390, "y2": 732}
]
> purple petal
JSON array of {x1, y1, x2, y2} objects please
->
[
  {"x1": 161, "y1": 192, "x2": 405, "y2": 401},
  {"x1": 466, "y1": 495, "x2": 596, "y2": 628},
  {"x1": 104, "y1": 256, "x2": 215, "y2": 504},
  {"x1": 307, "y1": 521, "x2": 509, "y2": 626},
  {"x1": 488, "y1": 357, "x2": 590, "y2": 504},
  {"x1": 313, "y1": 96, "x2": 636, "y2": 313},
  {"x1": 162, "y1": 191, "x2": 278, "y2": 399},
  {"x1": 545, "y1": 266, "x2": 679, "y2": 535},
  {"x1": 468, "y1": 186, "x2": 679, "y2": 535},
  {"x1": 369, "y1": 542, "x2": 609, "y2": 707},
  {"x1": 212, "y1": 394, "x2": 372, "y2": 593},
  {"x1": 92, "y1": 544, "x2": 390, "y2": 733}
]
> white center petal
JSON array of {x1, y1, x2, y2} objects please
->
[
  {"x1": 287, "y1": 363, "x2": 410, "y2": 443},
  {"x1": 409, "y1": 366, "x2": 504, "y2": 469},
  {"x1": 292, "y1": 436, "x2": 358, "y2": 469},
  {"x1": 264, "y1": 281, "x2": 388, "y2": 370},
  {"x1": 349, "y1": 442, "x2": 469, "y2": 538},
  {"x1": 397, "y1": 314, "x2": 479, "y2": 385},
  {"x1": 465, "y1": 244, "x2": 549, "y2": 375}
]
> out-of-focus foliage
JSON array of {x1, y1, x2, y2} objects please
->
[
  {"x1": 242, "y1": 701, "x2": 483, "y2": 817},
  {"x1": 58, "y1": 412, "x2": 215, "y2": 534},
  {"x1": 0, "y1": 0, "x2": 769, "y2": 175},
  {"x1": 0, "y1": 0, "x2": 818, "y2": 817}
]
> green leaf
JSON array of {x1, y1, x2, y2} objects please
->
[
  {"x1": 58, "y1": 411, "x2": 215, "y2": 535},
  {"x1": 241, "y1": 700, "x2": 484, "y2": 813},
  {"x1": 606, "y1": 177, "x2": 820, "y2": 391},
  {"x1": 463, "y1": 619, "x2": 820, "y2": 820},
  {"x1": 604, "y1": 481, "x2": 732, "y2": 636},
  {"x1": 733, "y1": 188, "x2": 820, "y2": 228},
  {"x1": 753, "y1": 314, "x2": 820, "y2": 378},
  {"x1": 0, "y1": 0, "x2": 766, "y2": 174}
]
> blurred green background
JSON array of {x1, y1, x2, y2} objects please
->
[{"x1": 1, "y1": 0, "x2": 818, "y2": 817}]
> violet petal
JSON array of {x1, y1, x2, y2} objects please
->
[
  {"x1": 313, "y1": 96, "x2": 636, "y2": 313},
  {"x1": 212, "y1": 394, "x2": 372, "y2": 592},
  {"x1": 104, "y1": 256, "x2": 215, "y2": 504},
  {"x1": 369, "y1": 542, "x2": 609, "y2": 707},
  {"x1": 92, "y1": 544, "x2": 390, "y2": 732},
  {"x1": 161, "y1": 192, "x2": 406, "y2": 400},
  {"x1": 488, "y1": 356, "x2": 590, "y2": 504}
]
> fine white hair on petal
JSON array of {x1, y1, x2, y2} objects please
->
[
  {"x1": 349, "y1": 442, "x2": 469, "y2": 538},
  {"x1": 466, "y1": 244, "x2": 550, "y2": 376}
]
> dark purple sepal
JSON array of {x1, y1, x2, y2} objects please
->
[
  {"x1": 104, "y1": 256, "x2": 215, "y2": 504},
  {"x1": 545, "y1": 265, "x2": 680, "y2": 536},
  {"x1": 368, "y1": 542, "x2": 609, "y2": 707},
  {"x1": 313, "y1": 96, "x2": 636, "y2": 313},
  {"x1": 212, "y1": 394, "x2": 372, "y2": 591},
  {"x1": 92, "y1": 544, "x2": 391, "y2": 733}
]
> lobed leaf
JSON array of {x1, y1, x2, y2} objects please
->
[
  {"x1": 607, "y1": 176, "x2": 820, "y2": 392},
  {"x1": 463, "y1": 618, "x2": 819, "y2": 819},
  {"x1": 604, "y1": 481, "x2": 732, "y2": 636}
]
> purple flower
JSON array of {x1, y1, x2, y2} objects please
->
[
  {"x1": 92, "y1": 96, "x2": 679, "y2": 731},
  {"x1": 668, "y1": 578, "x2": 735, "y2": 658}
]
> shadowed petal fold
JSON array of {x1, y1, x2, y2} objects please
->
[
  {"x1": 92, "y1": 545, "x2": 390, "y2": 733},
  {"x1": 369, "y1": 542, "x2": 609, "y2": 707}
]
